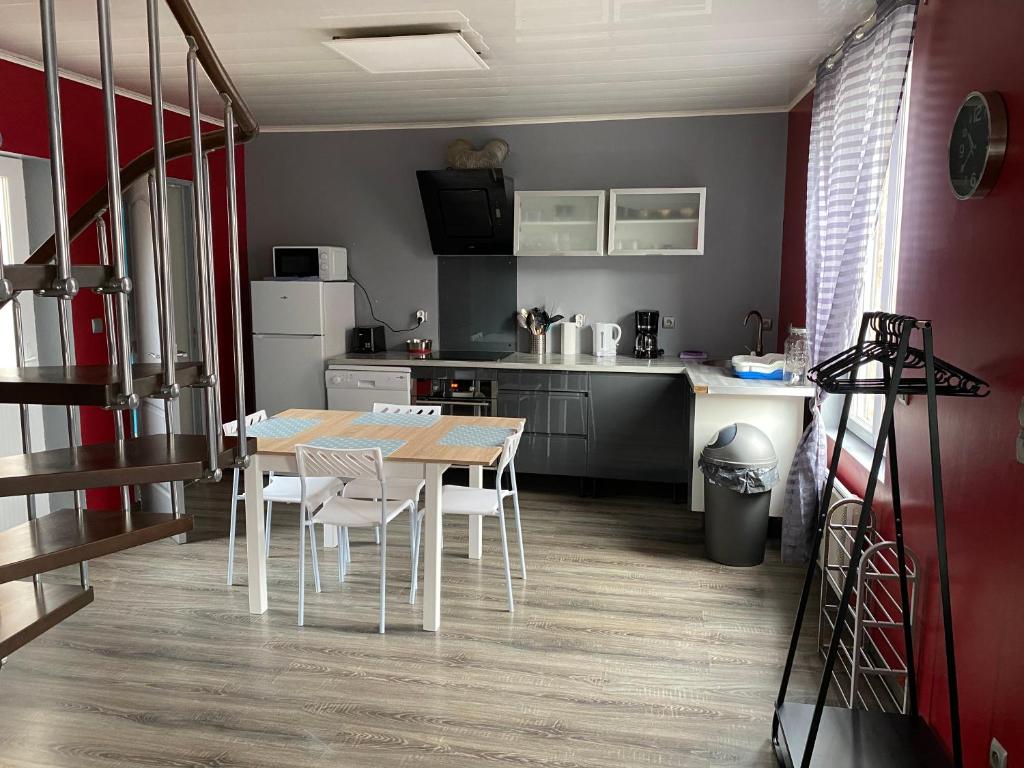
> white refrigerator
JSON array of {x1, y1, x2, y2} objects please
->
[{"x1": 251, "y1": 280, "x2": 355, "y2": 417}]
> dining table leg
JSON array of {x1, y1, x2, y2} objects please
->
[
  {"x1": 423, "y1": 462, "x2": 447, "y2": 631},
  {"x1": 244, "y1": 452, "x2": 268, "y2": 614},
  {"x1": 468, "y1": 464, "x2": 483, "y2": 560}
]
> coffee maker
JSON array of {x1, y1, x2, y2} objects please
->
[{"x1": 634, "y1": 310, "x2": 663, "y2": 358}]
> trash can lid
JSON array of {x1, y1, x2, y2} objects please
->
[{"x1": 701, "y1": 423, "x2": 778, "y2": 468}]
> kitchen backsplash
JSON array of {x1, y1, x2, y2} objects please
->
[{"x1": 438, "y1": 255, "x2": 517, "y2": 352}]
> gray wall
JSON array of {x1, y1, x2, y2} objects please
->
[{"x1": 246, "y1": 113, "x2": 788, "y2": 357}]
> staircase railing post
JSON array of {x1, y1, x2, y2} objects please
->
[
  {"x1": 146, "y1": 172, "x2": 181, "y2": 523},
  {"x1": 0, "y1": 220, "x2": 10, "y2": 303},
  {"x1": 201, "y1": 152, "x2": 222, "y2": 435},
  {"x1": 56, "y1": 294, "x2": 88, "y2": 586},
  {"x1": 11, "y1": 296, "x2": 39, "y2": 585},
  {"x1": 222, "y1": 95, "x2": 248, "y2": 466},
  {"x1": 39, "y1": 0, "x2": 87, "y2": 585},
  {"x1": 146, "y1": 0, "x2": 179, "y2": 403},
  {"x1": 96, "y1": 215, "x2": 132, "y2": 517},
  {"x1": 185, "y1": 37, "x2": 222, "y2": 482},
  {"x1": 38, "y1": 0, "x2": 78, "y2": 300},
  {"x1": 95, "y1": 0, "x2": 137, "y2": 412}
]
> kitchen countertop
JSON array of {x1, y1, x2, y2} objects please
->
[{"x1": 327, "y1": 352, "x2": 815, "y2": 398}]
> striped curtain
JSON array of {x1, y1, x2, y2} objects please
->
[{"x1": 781, "y1": 0, "x2": 917, "y2": 563}]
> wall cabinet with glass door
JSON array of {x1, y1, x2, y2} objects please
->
[
  {"x1": 608, "y1": 188, "x2": 705, "y2": 255},
  {"x1": 513, "y1": 190, "x2": 605, "y2": 257}
]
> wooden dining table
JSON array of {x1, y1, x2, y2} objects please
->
[{"x1": 241, "y1": 408, "x2": 525, "y2": 631}]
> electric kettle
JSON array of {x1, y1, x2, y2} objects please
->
[{"x1": 592, "y1": 322, "x2": 622, "y2": 357}]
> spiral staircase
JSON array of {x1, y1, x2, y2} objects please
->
[{"x1": 0, "y1": 0, "x2": 256, "y2": 662}]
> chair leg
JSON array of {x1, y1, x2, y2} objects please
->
[
  {"x1": 374, "y1": 525, "x2": 380, "y2": 545},
  {"x1": 498, "y1": 511, "x2": 514, "y2": 613},
  {"x1": 379, "y1": 522, "x2": 388, "y2": 634},
  {"x1": 408, "y1": 508, "x2": 418, "y2": 604},
  {"x1": 512, "y1": 491, "x2": 526, "y2": 580},
  {"x1": 264, "y1": 501, "x2": 274, "y2": 558},
  {"x1": 344, "y1": 526, "x2": 351, "y2": 567},
  {"x1": 309, "y1": 517, "x2": 322, "y2": 594},
  {"x1": 227, "y1": 469, "x2": 239, "y2": 585},
  {"x1": 298, "y1": 511, "x2": 307, "y2": 626},
  {"x1": 342, "y1": 528, "x2": 350, "y2": 585},
  {"x1": 412, "y1": 511, "x2": 423, "y2": 602}
]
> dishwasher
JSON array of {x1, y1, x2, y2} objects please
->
[{"x1": 325, "y1": 365, "x2": 411, "y2": 411}]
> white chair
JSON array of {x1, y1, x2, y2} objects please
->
[
  {"x1": 337, "y1": 402, "x2": 440, "y2": 600},
  {"x1": 295, "y1": 444, "x2": 418, "y2": 632},
  {"x1": 224, "y1": 411, "x2": 343, "y2": 585},
  {"x1": 424, "y1": 431, "x2": 526, "y2": 613}
]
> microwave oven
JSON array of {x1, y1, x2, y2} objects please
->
[{"x1": 272, "y1": 245, "x2": 348, "y2": 281}]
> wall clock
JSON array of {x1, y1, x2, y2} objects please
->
[{"x1": 948, "y1": 90, "x2": 1007, "y2": 200}]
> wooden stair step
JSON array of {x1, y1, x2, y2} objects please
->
[
  {"x1": 0, "y1": 362, "x2": 202, "y2": 407},
  {"x1": 0, "y1": 434, "x2": 240, "y2": 498},
  {"x1": 2, "y1": 264, "x2": 113, "y2": 293},
  {"x1": 0, "y1": 580, "x2": 93, "y2": 658},
  {"x1": 0, "y1": 508, "x2": 194, "y2": 584}
]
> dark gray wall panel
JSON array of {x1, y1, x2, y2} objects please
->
[{"x1": 246, "y1": 113, "x2": 788, "y2": 356}]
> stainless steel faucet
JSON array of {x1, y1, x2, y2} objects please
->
[{"x1": 744, "y1": 310, "x2": 765, "y2": 357}]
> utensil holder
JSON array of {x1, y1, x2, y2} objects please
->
[{"x1": 529, "y1": 334, "x2": 547, "y2": 356}]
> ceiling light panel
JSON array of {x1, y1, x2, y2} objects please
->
[{"x1": 323, "y1": 32, "x2": 488, "y2": 74}]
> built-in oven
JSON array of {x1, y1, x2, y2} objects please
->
[{"x1": 411, "y1": 368, "x2": 497, "y2": 416}]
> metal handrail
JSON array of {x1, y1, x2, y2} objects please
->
[
  {"x1": 96, "y1": 0, "x2": 137, "y2": 411},
  {"x1": 12, "y1": 0, "x2": 258, "y2": 275},
  {"x1": 9, "y1": 0, "x2": 254, "y2": 488},
  {"x1": 186, "y1": 36, "x2": 221, "y2": 481}
]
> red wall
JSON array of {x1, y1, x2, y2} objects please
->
[
  {"x1": 776, "y1": 90, "x2": 812, "y2": 350},
  {"x1": 780, "y1": 2, "x2": 1024, "y2": 764},
  {"x1": 1, "y1": 58, "x2": 252, "y2": 507}
]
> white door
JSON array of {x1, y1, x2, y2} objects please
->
[
  {"x1": 0, "y1": 154, "x2": 49, "y2": 530},
  {"x1": 253, "y1": 334, "x2": 326, "y2": 416},
  {"x1": 250, "y1": 281, "x2": 324, "y2": 336}
]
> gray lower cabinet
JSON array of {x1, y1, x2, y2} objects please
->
[
  {"x1": 515, "y1": 434, "x2": 588, "y2": 476},
  {"x1": 497, "y1": 390, "x2": 587, "y2": 435},
  {"x1": 587, "y1": 373, "x2": 691, "y2": 484},
  {"x1": 496, "y1": 369, "x2": 691, "y2": 486},
  {"x1": 498, "y1": 372, "x2": 589, "y2": 477}
]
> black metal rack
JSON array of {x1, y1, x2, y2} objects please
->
[{"x1": 772, "y1": 312, "x2": 989, "y2": 768}]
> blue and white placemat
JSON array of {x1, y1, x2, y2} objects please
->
[
  {"x1": 247, "y1": 417, "x2": 321, "y2": 439},
  {"x1": 438, "y1": 425, "x2": 515, "y2": 448},
  {"x1": 353, "y1": 412, "x2": 440, "y2": 428},
  {"x1": 308, "y1": 436, "x2": 406, "y2": 457}
]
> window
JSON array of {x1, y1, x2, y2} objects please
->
[{"x1": 846, "y1": 61, "x2": 912, "y2": 446}]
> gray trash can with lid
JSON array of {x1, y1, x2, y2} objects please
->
[{"x1": 699, "y1": 423, "x2": 780, "y2": 566}]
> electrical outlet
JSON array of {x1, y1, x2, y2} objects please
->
[
  {"x1": 761, "y1": 317, "x2": 774, "y2": 331},
  {"x1": 990, "y1": 738, "x2": 1008, "y2": 768},
  {"x1": 415, "y1": 309, "x2": 428, "y2": 324},
  {"x1": 662, "y1": 316, "x2": 676, "y2": 329}
]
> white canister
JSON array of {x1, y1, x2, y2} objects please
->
[{"x1": 560, "y1": 322, "x2": 579, "y2": 355}]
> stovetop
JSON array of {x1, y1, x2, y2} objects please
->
[{"x1": 419, "y1": 350, "x2": 513, "y2": 362}]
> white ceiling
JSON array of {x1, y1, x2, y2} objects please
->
[{"x1": 0, "y1": 0, "x2": 874, "y2": 129}]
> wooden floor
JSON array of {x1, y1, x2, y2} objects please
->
[{"x1": 0, "y1": 478, "x2": 822, "y2": 767}]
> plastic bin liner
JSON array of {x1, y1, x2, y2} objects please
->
[
  {"x1": 699, "y1": 422, "x2": 780, "y2": 494},
  {"x1": 698, "y1": 458, "x2": 780, "y2": 494}
]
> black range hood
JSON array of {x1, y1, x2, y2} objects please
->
[{"x1": 416, "y1": 169, "x2": 513, "y2": 255}]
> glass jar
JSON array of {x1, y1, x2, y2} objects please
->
[{"x1": 784, "y1": 326, "x2": 809, "y2": 385}]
